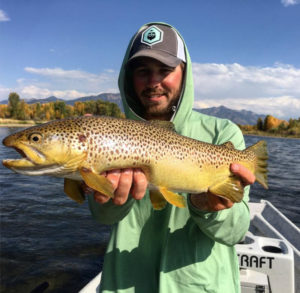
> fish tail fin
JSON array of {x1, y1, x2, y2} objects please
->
[{"x1": 247, "y1": 140, "x2": 268, "y2": 189}]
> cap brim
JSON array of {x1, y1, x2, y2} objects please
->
[{"x1": 126, "y1": 49, "x2": 182, "y2": 68}]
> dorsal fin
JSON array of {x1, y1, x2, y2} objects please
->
[
  {"x1": 149, "y1": 120, "x2": 175, "y2": 131},
  {"x1": 221, "y1": 141, "x2": 235, "y2": 149}
]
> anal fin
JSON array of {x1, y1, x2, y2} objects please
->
[
  {"x1": 150, "y1": 190, "x2": 167, "y2": 210},
  {"x1": 209, "y1": 176, "x2": 244, "y2": 203},
  {"x1": 80, "y1": 168, "x2": 114, "y2": 198},
  {"x1": 64, "y1": 178, "x2": 85, "y2": 204},
  {"x1": 158, "y1": 187, "x2": 186, "y2": 208}
]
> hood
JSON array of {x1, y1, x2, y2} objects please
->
[{"x1": 118, "y1": 22, "x2": 194, "y2": 133}]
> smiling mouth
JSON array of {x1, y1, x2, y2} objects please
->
[
  {"x1": 144, "y1": 93, "x2": 167, "y2": 100},
  {"x1": 149, "y1": 95, "x2": 164, "y2": 99}
]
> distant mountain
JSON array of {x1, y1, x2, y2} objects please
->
[
  {"x1": 0, "y1": 93, "x2": 123, "y2": 111},
  {"x1": 194, "y1": 106, "x2": 266, "y2": 125},
  {"x1": 68, "y1": 93, "x2": 122, "y2": 110}
]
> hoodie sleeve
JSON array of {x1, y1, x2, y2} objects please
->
[
  {"x1": 88, "y1": 196, "x2": 135, "y2": 225},
  {"x1": 187, "y1": 121, "x2": 250, "y2": 246}
]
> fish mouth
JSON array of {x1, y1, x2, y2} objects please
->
[
  {"x1": 2, "y1": 144, "x2": 48, "y2": 171},
  {"x1": 2, "y1": 143, "x2": 73, "y2": 176}
]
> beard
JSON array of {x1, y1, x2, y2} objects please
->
[{"x1": 140, "y1": 88, "x2": 181, "y2": 120}]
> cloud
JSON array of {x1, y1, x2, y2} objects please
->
[
  {"x1": 192, "y1": 62, "x2": 300, "y2": 119},
  {"x1": 24, "y1": 67, "x2": 118, "y2": 91},
  {"x1": 20, "y1": 85, "x2": 99, "y2": 100},
  {"x1": 0, "y1": 67, "x2": 119, "y2": 102},
  {"x1": 21, "y1": 67, "x2": 119, "y2": 98},
  {"x1": 24, "y1": 67, "x2": 97, "y2": 80},
  {"x1": 0, "y1": 10, "x2": 10, "y2": 22},
  {"x1": 281, "y1": 0, "x2": 300, "y2": 6},
  {"x1": 2, "y1": 63, "x2": 299, "y2": 120},
  {"x1": 0, "y1": 85, "x2": 11, "y2": 100}
]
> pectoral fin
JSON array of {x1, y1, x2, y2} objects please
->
[
  {"x1": 209, "y1": 176, "x2": 244, "y2": 202},
  {"x1": 64, "y1": 178, "x2": 85, "y2": 204},
  {"x1": 80, "y1": 168, "x2": 114, "y2": 198},
  {"x1": 150, "y1": 190, "x2": 167, "y2": 210},
  {"x1": 158, "y1": 187, "x2": 186, "y2": 208},
  {"x1": 63, "y1": 152, "x2": 87, "y2": 173}
]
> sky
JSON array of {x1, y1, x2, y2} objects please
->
[{"x1": 0, "y1": 0, "x2": 300, "y2": 120}]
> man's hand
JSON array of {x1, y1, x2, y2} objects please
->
[
  {"x1": 190, "y1": 163, "x2": 255, "y2": 212},
  {"x1": 82, "y1": 168, "x2": 148, "y2": 205}
]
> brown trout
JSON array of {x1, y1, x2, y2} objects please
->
[{"x1": 2, "y1": 116, "x2": 268, "y2": 209}]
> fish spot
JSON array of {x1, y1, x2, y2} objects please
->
[{"x1": 78, "y1": 134, "x2": 87, "y2": 142}]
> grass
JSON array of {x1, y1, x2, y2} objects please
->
[
  {"x1": 241, "y1": 127, "x2": 300, "y2": 139},
  {"x1": 0, "y1": 118, "x2": 46, "y2": 126}
]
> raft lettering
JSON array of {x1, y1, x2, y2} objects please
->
[{"x1": 238, "y1": 254, "x2": 275, "y2": 269}]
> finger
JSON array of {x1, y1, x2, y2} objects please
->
[
  {"x1": 206, "y1": 193, "x2": 234, "y2": 211},
  {"x1": 230, "y1": 164, "x2": 256, "y2": 186},
  {"x1": 190, "y1": 194, "x2": 210, "y2": 211},
  {"x1": 92, "y1": 170, "x2": 122, "y2": 204},
  {"x1": 105, "y1": 169, "x2": 122, "y2": 190},
  {"x1": 113, "y1": 169, "x2": 133, "y2": 205},
  {"x1": 94, "y1": 192, "x2": 111, "y2": 204},
  {"x1": 207, "y1": 193, "x2": 224, "y2": 211},
  {"x1": 131, "y1": 169, "x2": 148, "y2": 200},
  {"x1": 218, "y1": 196, "x2": 234, "y2": 209},
  {"x1": 80, "y1": 181, "x2": 94, "y2": 194}
]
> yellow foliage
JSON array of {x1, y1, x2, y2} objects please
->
[
  {"x1": 0, "y1": 105, "x2": 8, "y2": 118},
  {"x1": 264, "y1": 115, "x2": 288, "y2": 130}
]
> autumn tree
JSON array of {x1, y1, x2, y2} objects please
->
[
  {"x1": 84, "y1": 101, "x2": 97, "y2": 115},
  {"x1": 74, "y1": 102, "x2": 85, "y2": 116},
  {"x1": 53, "y1": 101, "x2": 67, "y2": 119},
  {"x1": 34, "y1": 103, "x2": 42, "y2": 119},
  {"x1": 110, "y1": 102, "x2": 122, "y2": 117},
  {"x1": 256, "y1": 117, "x2": 263, "y2": 131},
  {"x1": 17, "y1": 100, "x2": 29, "y2": 120},
  {"x1": 0, "y1": 105, "x2": 9, "y2": 118},
  {"x1": 8, "y1": 92, "x2": 20, "y2": 118},
  {"x1": 96, "y1": 100, "x2": 108, "y2": 115}
]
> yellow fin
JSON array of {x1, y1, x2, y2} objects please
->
[
  {"x1": 150, "y1": 190, "x2": 167, "y2": 210},
  {"x1": 80, "y1": 168, "x2": 114, "y2": 198},
  {"x1": 158, "y1": 187, "x2": 186, "y2": 208},
  {"x1": 63, "y1": 152, "x2": 87, "y2": 172},
  {"x1": 64, "y1": 178, "x2": 85, "y2": 204},
  {"x1": 209, "y1": 176, "x2": 244, "y2": 203}
]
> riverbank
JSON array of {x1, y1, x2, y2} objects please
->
[
  {"x1": 0, "y1": 118, "x2": 46, "y2": 127},
  {"x1": 242, "y1": 129, "x2": 300, "y2": 139}
]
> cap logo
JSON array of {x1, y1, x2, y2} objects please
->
[{"x1": 141, "y1": 26, "x2": 163, "y2": 45}]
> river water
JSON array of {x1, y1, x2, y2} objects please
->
[{"x1": 0, "y1": 127, "x2": 299, "y2": 292}]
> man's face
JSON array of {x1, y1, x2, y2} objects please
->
[{"x1": 132, "y1": 58, "x2": 184, "y2": 120}]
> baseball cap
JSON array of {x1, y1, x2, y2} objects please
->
[{"x1": 127, "y1": 24, "x2": 186, "y2": 68}]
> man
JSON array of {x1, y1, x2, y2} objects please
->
[{"x1": 87, "y1": 22, "x2": 255, "y2": 293}]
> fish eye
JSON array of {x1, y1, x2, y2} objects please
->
[{"x1": 28, "y1": 133, "x2": 43, "y2": 143}]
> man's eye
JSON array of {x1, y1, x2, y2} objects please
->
[
  {"x1": 161, "y1": 68, "x2": 173, "y2": 74},
  {"x1": 135, "y1": 68, "x2": 148, "y2": 75}
]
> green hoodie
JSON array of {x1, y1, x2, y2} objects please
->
[{"x1": 88, "y1": 22, "x2": 250, "y2": 293}]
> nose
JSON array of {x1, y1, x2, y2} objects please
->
[{"x1": 147, "y1": 72, "x2": 162, "y2": 86}]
